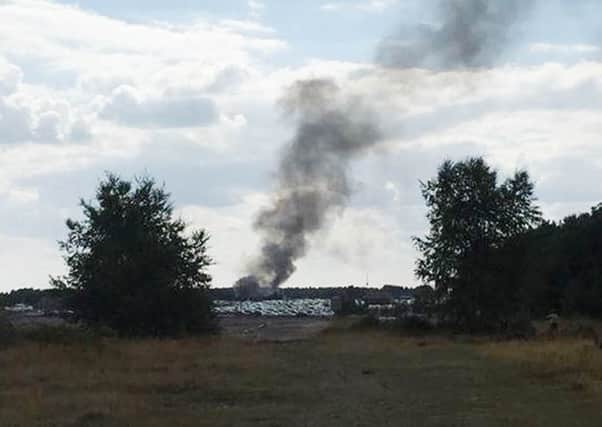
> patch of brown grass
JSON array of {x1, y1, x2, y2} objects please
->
[
  {"x1": 481, "y1": 338, "x2": 602, "y2": 392},
  {"x1": 3, "y1": 327, "x2": 602, "y2": 426},
  {"x1": 0, "y1": 336, "x2": 304, "y2": 426}
]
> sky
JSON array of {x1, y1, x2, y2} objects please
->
[{"x1": 1, "y1": 0, "x2": 602, "y2": 291}]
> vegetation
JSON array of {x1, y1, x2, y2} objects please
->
[
  {"x1": 2, "y1": 328, "x2": 602, "y2": 427},
  {"x1": 0, "y1": 288, "x2": 71, "y2": 309},
  {"x1": 411, "y1": 156, "x2": 602, "y2": 333},
  {"x1": 414, "y1": 157, "x2": 542, "y2": 331},
  {"x1": 209, "y1": 285, "x2": 414, "y2": 302},
  {"x1": 4, "y1": 159, "x2": 602, "y2": 425},
  {"x1": 52, "y1": 173, "x2": 215, "y2": 337},
  {"x1": 496, "y1": 206, "x2": 602, "y2": 318}
]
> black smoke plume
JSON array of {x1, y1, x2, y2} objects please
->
[
  {"x1": 377, "y1": 0, "x2": 533, "y2": 69},
  {"x1": 236, "y1": 1, "x2": 533, "y2": 297},
  {"x1": 235, "y1": 79, "x2": 380, "y2": 295}
]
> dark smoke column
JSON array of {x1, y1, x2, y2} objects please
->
[
  {"x1": 377, "y1": 0, "x2": 533, "y2": 70},
  {"x1": 236, "y1": 79, "x2": 380, "y2": 295}
]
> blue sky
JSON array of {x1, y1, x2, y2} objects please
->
[
  {"x1": 1, "y1": 0, "x2": 602, "y2": 291},
  {"x1": 53, "y1": 0, "x2": 428, "y2": 64}
]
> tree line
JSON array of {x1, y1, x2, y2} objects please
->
[
  {"x1": 414, "y1": 157, "x2": 602, "y2": 333},
  {"x1": 5, "y1": 157, "x2": 602, "y2": 337}
]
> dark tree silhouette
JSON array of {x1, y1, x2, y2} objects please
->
[
  {"x1": 414, "y1": 157, "x2": 541, "y2": 331},
  {"x1": 53, "y1": 173, "x2": 215, "y2": 337},
  {"x1": 511, "y1": 205, "x2": 602, "y2": 318}
]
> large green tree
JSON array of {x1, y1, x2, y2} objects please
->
[
  {"x1": 54, "y1": 174, "x2": 215, "y2": 337},
  {"x1": 414, "y1": 157, "x2": 541, "y2": 330},
  {"x1": 515, "y1": 205, "x2": 602, "y2": 318}
]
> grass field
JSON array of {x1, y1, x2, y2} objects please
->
[{"x1": 2, "y1": 325, "x2": 602, "y2": 426}]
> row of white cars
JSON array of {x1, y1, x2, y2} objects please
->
[{"x1": 215, "y1": 299, "x2": 334, "y2": 317}]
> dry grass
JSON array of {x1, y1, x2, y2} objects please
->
[
  {"x1": 481, "y1": 338, "x2": 602, "y2": 393},
  {"x1": 481, "y1": 317, "x2": 602, "y2": 393},
  {"x1": 2, "y1": 327, "x2": 602, "y2": 426}
]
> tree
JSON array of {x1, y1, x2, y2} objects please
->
[
  {"x1": 413, "y1": 157, "x2": 541, "y2": 331},
  {"x1": 54, "y1": 173, "x2": 215, "y2": 337},
  {"x1": 515, "y1": 205, "x2": 602, "y2": 318}
]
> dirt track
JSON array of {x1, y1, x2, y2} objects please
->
[{"x1": 218, "y1": 315, "x2": 332, "y2": 342}]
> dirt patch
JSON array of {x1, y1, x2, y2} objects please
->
[{"x1": 218, "y1": 315, "x2": 332, "y2": 342}]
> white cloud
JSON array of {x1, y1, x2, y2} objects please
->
[
  {"x1": 0, "y1": 57, "x2": 22, "y2": 95},
  {"x1": 385, "y1": 181, "x2": 401, "y2": 202},
  {"x1": 5, "y1": 187, "x2": 39, "y2": 204},
  {"x1": 0, "y1": 235, "x2": 64, "y2": 289},
  {"x1": 321, "y1": 0, "x2": 398, "y2": 13},
  {"x1": 0, "y1": 0, "x2": 285, "y2": 81},
  {"x1": 248, "y1": 1, "x2": 266, "y2": 20},
  {"x1": 299, "y1": 207, "x2": 414, "y2": 286},
  {"x1": 99, "y1": 85, "x2": 219, "y2": 129},
  {"x1": 0, "y1": 94, "x2": 91, "y2": 144},
  {"x1": 2, "y1": 0, "x2": 602, "y2": 291},
  {"x1": 180, "y1": 193, "x2": 266, "y2": 286},
  {"x1": 529, "y1": 43, "x2": 600, "y2": 55},
  {"x1": 219, "y1": 19, "x2": 275, "y2": 35},
  {"x1": 0, "y1": 56, "x2": 92, "y2": 144}
]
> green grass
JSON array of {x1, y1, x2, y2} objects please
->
[{"x1": 1, "y1": 329, "x2": 602, "y2": 426}]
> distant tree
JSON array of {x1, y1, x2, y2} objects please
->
[
  {"x1": 414, "y1": 157, "x2": 541, "y2": 331},
  {"x1": 0, "y1": 288, "x2": 70, "y2": 309},
  {"x1": 53, "y1": 173, "x2": 215, "y2": 337}
]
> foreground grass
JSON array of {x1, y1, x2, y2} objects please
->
[
  {"x1": 482, "y1": 338, "x2": 602, "y2": 393},
  {"x1": 2, "y1": 330, "x2": 602, "y2": 426}
]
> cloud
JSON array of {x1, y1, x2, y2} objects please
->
[
  {"x1": 0, "y1": 98, "x2": 33, "y2": 143},
  {"x1": 0, "y1": 93, "x2": 91, "y2": 144},
  {"x1": 0, "y1": 0, "x2": 286, "y2": 80},
  {"x1": 529, "y1": 43, "x2": 600, "y2": 55},
  {"x1": 0, "y1": 234, "x2": 64, "y2": 289},
  {"x1": 99, "y1": 86, "x2": 219, "y2": 129},
  {"x1": 299, "y1": 206, "x2": 414, "y2": 286},
  {"x1": 219, "y1": 19, "x2": 275, "y2": 35},
  {"x1": 0, "y1": 56, "x2": 93, "y2": 144},
  {"x1": 321, "y1": 0, "x2": 398, "y2": 13},
  {"x1": 2, "y1": 0, "x2": 602, "y2": 291},
  {"x1": 248, "y1": 0, "x2": 266, "y2": 19},
  {"x1": 0, "y1": 58, "x2": 22, "y2": 95},
  {"x1": 385, "y1": 181, "x2": 401, "y2": 202}
]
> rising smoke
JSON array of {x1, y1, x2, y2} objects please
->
[
  {"x1": 235, "y1": 80, "x2": 380, "y2": 294},
  {"x1": 236, "y1": 0, "x2": 533, "y2": 295},
  {"x1": 377, "y1": 0, "x2": 533, "y2": 69}
]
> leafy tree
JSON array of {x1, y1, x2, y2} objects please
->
[
  {"x1": 54, "y1": 173, "x2": 215, "y2": 337},
  {"x1": 516, "y1": 205, "x2": 602, "y2": 318},
  {"x1": 414, "y1": 157, "x2": 541, "y2": 331}
]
